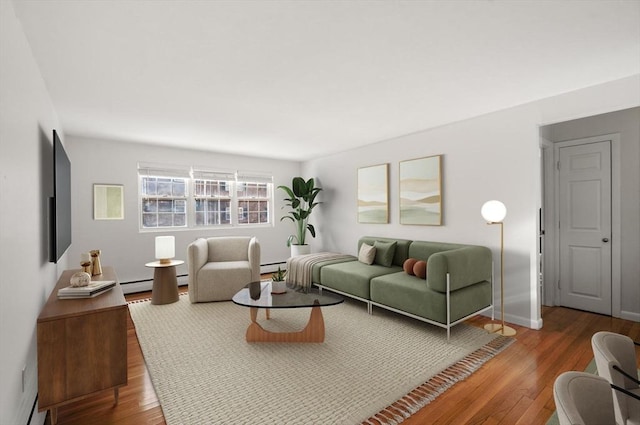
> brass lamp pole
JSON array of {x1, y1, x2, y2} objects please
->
[{"x1": 482, "y1": 200, "x2": 516, "y2": 337}]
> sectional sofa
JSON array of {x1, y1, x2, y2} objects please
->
[{"x1": 311, "y1": 236, "x2": 494, "y2": 339}]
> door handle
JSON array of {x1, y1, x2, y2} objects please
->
[{"x1": 602, "y1": 238, "x2": 609, "y2": 243}]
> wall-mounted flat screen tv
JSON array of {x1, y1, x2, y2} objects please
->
[{"x1": 49, "y1": 129, "x2": 72, "y2": 263}]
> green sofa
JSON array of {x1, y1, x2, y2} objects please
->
[{"x1": 313, "y1": 236, "x2": 493, "y2": 339}]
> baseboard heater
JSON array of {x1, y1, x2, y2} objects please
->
[{"x1": 119, "y1": 262, "x2": 287, "y2": 295}]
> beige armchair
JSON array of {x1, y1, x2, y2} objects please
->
[
  {"x1": 553, "y1": 371, "x2": 616, "y2": 425},
  {"x1": 592, "y1": 331, "x2": 640, "y2": 425},
  {"x1": 187, "y1": 236, "x2": 260, "y2": 303}
]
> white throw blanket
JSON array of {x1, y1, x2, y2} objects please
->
[{"x1": 286, "y1": 252, "x2": 354, "y2": 291}]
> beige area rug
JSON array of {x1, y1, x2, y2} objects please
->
[{"x1": 129, "y1": 294, "x2": 513, "y2": 425}]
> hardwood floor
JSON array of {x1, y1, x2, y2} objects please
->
[{"x1": 48, "y1": 288, "x2": 640, "y2": 425}]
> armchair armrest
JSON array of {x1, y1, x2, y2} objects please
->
[{"x1": 188, "y1": 238, "x2": 209, "y2": 284}]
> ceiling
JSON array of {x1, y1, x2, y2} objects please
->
[{"x1": 12, "y1": 0, "x2": 640, "y2": 161}]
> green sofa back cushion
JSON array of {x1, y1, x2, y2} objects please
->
[
  {"x1": 359, "y1": 236, "x2": 411, "y2": 267},
  {"x1": 373, "y1": 240, "x2": 396, "y2": 267}
]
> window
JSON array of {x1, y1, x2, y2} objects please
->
[
  {"x1": 140, "y1": 176, "x2": 188, "y2": 228},
  {"x1": 138, "y1": 164, "x2": 273, "y2": 230},
  {"x1": 236, "y1": 172, "x2": 272, "y2": 225},
  {"x1": 192, "y1": 170, "x2": 233, "y2": 227}
]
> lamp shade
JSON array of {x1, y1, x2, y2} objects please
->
[
  {"x1": 481, "y1": 200, "x2": 507, "y2": 223},
  {"x1": 155, "y1": 236, "x2": 175, "y2": 263}
]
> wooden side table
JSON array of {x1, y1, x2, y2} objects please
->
[{"x1": 145, "y1": 260, "x2": 184, "y2": 305}]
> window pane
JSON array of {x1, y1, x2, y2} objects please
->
[
  {"x1": 142, "y1": 178, "x2": 157, "y2": 196},
  {"x1": 173, "y1": 180, "x2": 186, "y2": 197},
  {"x1": 142, "y1": 199, "x2": 157, "y2": 213},
  {"x1": 158, "y1": 200, "x2": 173, "y2": 212},
  {"x1": 156, "y1": 213, "x2": 171, "y2": 227},
  {"x1": 157, "y1": 178, "x2": 173, "y2": 196},
  {"x1": 142, "y1": 213, "x2": 157, "y2": 227},
  {"x1": 174, "y1": 213, "x2": 186, "y2": 226}
]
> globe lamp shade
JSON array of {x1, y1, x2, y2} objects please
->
[{"x1": 481, "y1": 200, "x2": 507, "y2": 223}]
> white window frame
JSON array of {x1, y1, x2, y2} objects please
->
[
  {"x1": 138, "y1": 163, "x2": 274, "y2": 231},
  {"x1": 192, "y1": 170, "x2": 234, "y2": 228},
  {"x1": 139, "y1": 165, "x2": 190, "y2": 230},
  {"x1": 236, "y1": 172, "x2": 273, "y2": 227}
]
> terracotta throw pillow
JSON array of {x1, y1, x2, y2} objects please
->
[
  {"x1": 403, "y1": 258, "x2": 418, "y2": 275},
  {"x1": 413, "y1": 260, "x2": 427, "y2": 279},
  {"x1": 358, "y1": 243, "x2": 376, "y2": 265}
]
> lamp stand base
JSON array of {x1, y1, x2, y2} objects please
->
[{"x1": 484, "y1": 322, "x2": 517, "y2": 337}]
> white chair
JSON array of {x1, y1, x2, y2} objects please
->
[
  {"x1": 187, "y1": 236, "x2": 260, "y2": 303},
  {"x1": 553, "y1": 371, "x2": 616, "y2": 425},
  {"x1": 592, "y1": 331, "x2": 640, "y2": 425}
]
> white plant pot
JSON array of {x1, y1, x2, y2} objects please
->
[
  {"x1": 291, "y1": 244, "x2": 311, "y2": 257},
  {"x1": 271, "y1": 280, "x2": 287, "y2": 294}
]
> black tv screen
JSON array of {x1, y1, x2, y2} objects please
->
[{"x1": 50, "y1": 129, "x2": 72, "y2": 263}]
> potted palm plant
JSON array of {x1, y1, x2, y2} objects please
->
[
  {"x1": 278, "y1": 177, "x2": 323, "y2": 256},
  {"x1": 271, "y1": 266, "x2": 287, "y2": 294}
]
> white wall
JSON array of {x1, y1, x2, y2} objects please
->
[
  {"x1": 303, "y1": 75, "x2": 640, "y2": 329},
  {"x1": 0, "y1": 2, "x2": 65, "y2": 424},
  {"x1": 66, "y1": 136, "x2": 301, "y2": 288},
  {"x1": 545, "y1": 107, "x2": 640, "y2": 321}
]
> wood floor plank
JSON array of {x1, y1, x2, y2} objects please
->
[{"x1": 48, "y1": 292, "x2": 640, "y2": 425}]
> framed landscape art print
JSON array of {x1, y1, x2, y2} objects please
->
[
  {"x1": 399, "y1": 155, "x2": 442, "y2": 225},
  {"x1": 357, "y1": 163, "x2": 389, "y2": 224}
]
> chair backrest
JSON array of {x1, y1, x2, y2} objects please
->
[
  {"x1": 592, "y1": 331, "x2": 640, "y2": 424},
  {"x1": 553, "y1": 371, "x2": 616, "y2": 425},
  {"x1": 206, "y1": 236, "x2": 251, "y2": 262}
]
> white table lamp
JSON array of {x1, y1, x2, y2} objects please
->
[{"x1": 155, "y1": 236, "x2": 175, "y2": 264}]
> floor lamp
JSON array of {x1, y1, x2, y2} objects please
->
[{"x1": 481, "y1": 200, "x2": 517, "y2": 337}]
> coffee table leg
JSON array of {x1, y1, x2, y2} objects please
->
[{"x1": 245, "y1": 302, "x2": 325, "y2": 343}]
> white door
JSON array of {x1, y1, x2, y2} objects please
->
[{"x1": 558, "y1": 140, "x2": 612, "y2": 315}]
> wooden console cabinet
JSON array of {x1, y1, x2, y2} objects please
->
[{"x1": 37, "y1": 266, "x2": 127, "y2": 424}]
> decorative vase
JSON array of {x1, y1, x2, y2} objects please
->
[
  {"x1": 90, "y1": 249, "x2": 102, "y2": 276},
  {"x1": 271, "y1": 280, "x2": 287, "y2": 294},
  {"x1": 248, "y1": 281, "x2": 262, "y2": 300},
  {"x1": 70, "y1": 271, "x2": 91, "y2": 287},
  {"x1": 291, "y1": 244, "x2": 311, "y2": 257}
]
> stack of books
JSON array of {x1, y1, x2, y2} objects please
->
[{"x1": 57, "y1": 280, "x2": 116, "y2": 299}]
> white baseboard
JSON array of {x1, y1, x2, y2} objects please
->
[
  {"x1": 120, "y1": 263, "x2": 287, "y2": 295},
  {"x1": 121, "y1": 275, "x2": 189, "y2": 295},
  {"x1": 261, "y1": 262, "x2": 287, "y2": 274},
  {"x1": 620, "y1": 310, "x2": 640, "y2": 322}
]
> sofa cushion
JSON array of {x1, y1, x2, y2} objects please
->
[
  {"x1": 320, "y1": 260, "x2": 401, "y2": 300},
  {"x1": 373, "y1": 240, "x2": 397, "y2": 267},
  {"x1": 370, "y1": 272, "x2": 492, "y2": 323},
  {"x1": 310, "y1": 256, "x2": 357, "y2": 283},
  {"x1": 195, "y1": 261, "x2": 253, "y2": 302},
  {"x1": 207, "y1": 236, "x2": 251, "y2": 262},
  {"x1": 358, "y1": 237, "x2": 411, "y2": 267},
  {"x1": 358, "y1": 243, "x2": 376, "y2": 265}
]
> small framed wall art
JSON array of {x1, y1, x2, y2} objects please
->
[
  {"x1": 357, "y1": 163, "x2": 389, "y2": 224},
  {"x1": 399, "y1": 155, "x2": 442, "y2": 225},
  {"x1": 93, "y1": 184, "x2": 124, "y2": 220}
]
